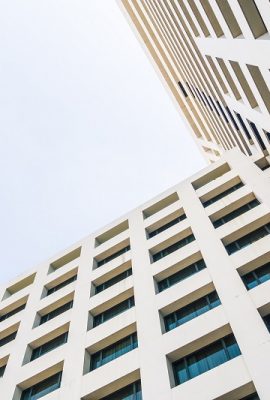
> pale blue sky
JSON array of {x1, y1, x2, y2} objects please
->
[{"x1": 0, "y1": 1, "x2": 205, "y2": 285}]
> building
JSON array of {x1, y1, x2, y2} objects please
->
[
  {"x1": 0, "y1": 149, "x2": 270, "y2": 399},
  {"x1": 120, "y1": 0, "x2": 270, "y2": 163}
]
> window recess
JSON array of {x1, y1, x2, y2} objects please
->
[
  {"x1": 89, "y1": 333, "x2": 138, "y2": 371},
  {"x1": 20, "y1": 371, "x2": 62, "y2": 400},
  {"x1": 92, "y1": 297, "x2": 135, "y2": 328},
  {"x1": 164, "y1": 291, "x2": 221, "y2": 332},
  {"x1": 201, "y1": 181, "x2": 244, "y2": 207},
  {"x1": 157, "y1": 259, "x2": 206, "y2": 292},
  {"x1": 225, "y1": 223, "x2": 270, "y2": 255},
  {"x1": 152, "y1": 234, "x2": 195, "y2": 263},
  {"x1": 172, "y1": 334, "x2": 240, "y2": 385},
  {"x1": 212, "y1": 199, "x2": 260, "y2": 228},
  {"x1": 242, "y1": 261, "x2": 270, "y2": 290}
]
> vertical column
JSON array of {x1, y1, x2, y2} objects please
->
[
  {"x1": 226, "y1": 149, "x2": 270, "y2": 205},
  {"x1": 2, "y1": 263, "x2": 50, "y2": 399},
  {"x1": 128, "y1": 208, "x2": 171, "y2": 399},
  {"x1": 59, "y1": 237, "x2": 94, "y2": 399},
  {"x1": 178, "y1": 158, "x2": 270, "y2": 399}
]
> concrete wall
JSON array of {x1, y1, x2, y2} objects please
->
[{"x1": 0, "y1": 149, "x2": 270, "y2": 399}]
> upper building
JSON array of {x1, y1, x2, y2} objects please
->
[
  {"x1": 1, "y1": 149, "x2": 270, "y2": 399},
  {"x1": 120, "y1": 0, "x2": 270, "y2": 163}
]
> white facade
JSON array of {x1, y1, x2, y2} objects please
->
[
  {"x1": 0, "y1": 149, "x2": 270, "y2": 399},
  {"x1": 120, "y1": 0, "x2": 270, "y2": 163}
]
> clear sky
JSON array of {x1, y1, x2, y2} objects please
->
[{"x1": 0, "y1": 1, "x2": 205, "y2": 285}]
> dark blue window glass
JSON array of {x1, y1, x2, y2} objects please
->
[
  {"x1": 202, "y1": 182, "x2": 243, "y2": 207},
  {"x1": 95, "y1": 269, "x2": 132, "y2": 294},
  {"x1": 21, "y1": 372, "x2": 62, "y2": 400},
  {"x1": 93, "y1": 297, "x2": 135, "y2": 327},
  {"x1": 31, "y1": 332, "x2": 68, "y2": 361},
  {"x1": 152, "y1": 234, "x2": 195, "y2": 262},
  {"x1": 213, "y1": 199, "x2": 259, "y2": 228},
  {"x1": 90, "y1": 333, "x2": 138, "y2": 371},
  {"x1": 97, "y1": 245, "x2": 130, "y2": 268},
  {"x1": 39, "y1": 300, "x2": 73, "y2": 325},
  {"x1": 164, "y1": 291, "x2": 221, "y2": 332},
  {"x1": 101, "y1": 380, "x2": 142, "y2": 400},
  {"x1": 240, "y1": 393, "x2": 260, "y2": 400},
  {"x1": 225, "y1": 224, "x2": 270, "y2": 255},
  {"x1": 0, "y1": 331, "x2": 17, "y2": 347},
  {"x1": 173, "y1": 334, "x2": 240, "y2": 385},
  {"x1": 0, "y1": 303, "x2": 26, "y2": 322},
  {"x1": 249, "y1": 121, "x2": 266, "y2": 151},
  {"x1": 242, "y1": 262, "x2": 270, "y2": 290},
  {"x1": 0, "y1": 364, "x2": 6, "y2": 377},
  {"x1": 178, "y1": 82, "x2": 188, "y2": 98},
  {"x1": 47, "y1": 275, "x2": 77, "y2": 296},
  {"x1": 158, "y1": 259, "x2": 206, "y2": 292},
  {"x1": 263, "y1": 314, "x2": 270, "y2": 332},
  {"x1": 235, "y1": 113, "x2": 252, "y2": 140},
  {"x1": 148, "y1": 214, "x2": 186, "y2": 238}
]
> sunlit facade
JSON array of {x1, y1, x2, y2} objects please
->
[
  {"x1": 120, "y1": 0, "x2": 270, "y2": 163},
  {"x1": 1, "y1": 149, "x2": 270, "y2": 399}
]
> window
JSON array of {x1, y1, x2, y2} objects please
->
[
  {"x1": 242, "y1": 262, "x2": 270, "y2": 289},
  {"x1": 178, "y1": 82, "x2": 188, "y2": 98},
  {"x1": 226, "y1": 106, "x2": 239, "y2": 131},
  {"x1": 240, "y1": 394, "x2": 260, "y2": 400},
  {"x1": 101, "y1": 380, "x2": 142, "y2": 400},
  {"x1": 215, "y1": 100, "x2": 228, "y2": 122},
  {"x1": 39, "y1": 300, "x2": 73, "y2": 325},
  {"x1": 213, "y1": 199, "x2": 260, "y2": 228},
  {"x1": 158, "y1": 259, "x2": 206, "y2": 292},
  {"x1": 95, "y1": 269, "x2": 132, "y2": 294},
  {"x1": 0, "y1": 331, "x2": 17, "y2": 347},
  {"x1": 90, "y1": 333, "x2": 138, "y2": 371},
  {"x1": 235, "y1": 113, "x2": 252, "y2": 141},
  {"x1": 152, "y1": 234, "x2": 195, "y2": 262},
  {"x1": 264, "y1": 130, "x2": 270, "y2": 144},
  {"x1": 263, "y1": 314, "x2": 270, "y2": 332},
  {"x1": 164, "y1": 291, "x2": 221, "y2": 332},
  {"x1": 173, "y1": 334, "x2": 240, "y2": 385},
  {"x1": 225, "y1": 224, "x2": 270, "y2": 255},
  {"x1": 148, "y1": 214, "x2": 187, "y2": 238},
  {"x1": 202, "y1": 182, "x2": 244, "y2": 207},
  {"x1": 47, "y1": 275, "x2": 77, "y2": 296},
  {"x1": 0, "y1": 365, "x2": 6, "y2": 378},
  {"x1": 30, "y1": 332, "x2": 68, "y2": 361},
  {"x1": 97, "y1": 245, "x2": 130, "y2": 268},
  {"x1": 21, "y1": 371, "x2": 62, "y2": 400},
  {"x1": 93, "y1": 297, "x2": 135, "y2": 327},
  {"x1": 0, "y1": 303, "x2": 26, "y2": 322},
  {"x1": 248, "y1": 121, "x2": 267, "y2": 151}
]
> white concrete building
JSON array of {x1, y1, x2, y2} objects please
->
[
  {"x1": 1, "y1": 149, "x2": 270, "y2": 399},
  {"x1": 120, "y1": 0, "x2": 270, "y2": 163}
]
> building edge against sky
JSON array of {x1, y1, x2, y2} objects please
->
[
  {"x1": 1, "y1": 1, "x2": 270, "y2": 398},
  {"x1": 119, "y1": 0, "x2": 270, "y2": 163},
  {"x1": 0, "y1": 149, "x2": 270, "y2": 399}
]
